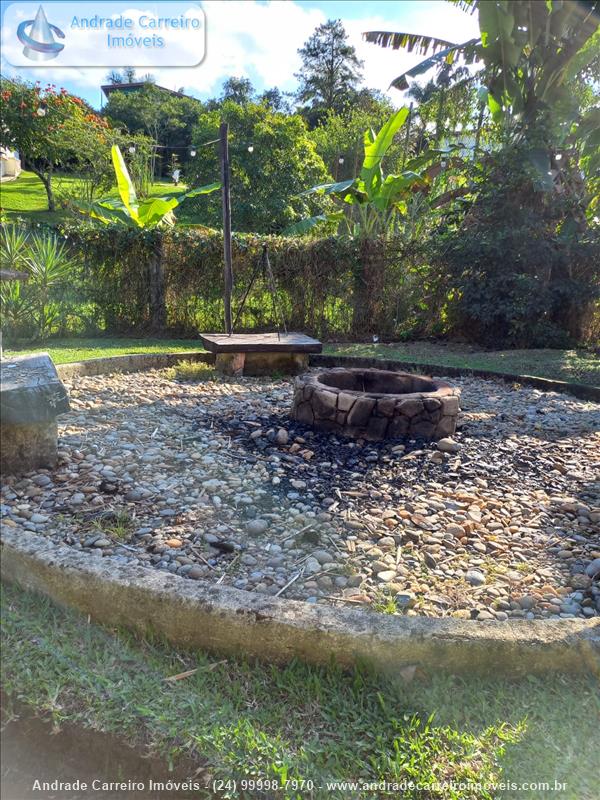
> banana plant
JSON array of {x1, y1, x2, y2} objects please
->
[
  {"x1": 363, "y1": 1, "x2": 600, "y2": 190},
  {"x1": 285, "y1": 108, "x2": 463, "y2": 237},
  {"x1": 74, "y1": 145, "x2": 220, "y2": 228}
]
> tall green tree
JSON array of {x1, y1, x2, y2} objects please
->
[
  {"x1": 220, "y1": 76, "x2": 255, "y2": 105},
  {"x1": 189, "y1": 101, "x2": 328, "y2": 232},
  {"x1": 295, "y1": 19, "x2": 364, "y2": 122},
  {"x1": 259, "y1": 87, "x2": 292, "y2": 114},
  {"x1": 103, "y1": 84, "x2": 202, "y2": 177},
  {"x1": 0, "y1": 80, "x2": 111, "y2": 211}
]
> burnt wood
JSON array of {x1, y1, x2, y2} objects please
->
[{"x1": 200, "y1": 333, "x2": 322, "y2": 354}]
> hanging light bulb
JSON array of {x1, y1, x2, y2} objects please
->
[
  {"x1": 128, "y1": 146, "x2": 136, "y2": 154},
  {"x1": 190, "y1": 148, "x2": 197, "y2": 157},
  {"x1": 247, "y1": 145, "x2": 254, "y2": 153},
  {"x1": 338, "y1": 156, "x2": 344, "y2": 164},
  {"x1": 36, "y1": 105, "x2": 46, "y2": 116}
]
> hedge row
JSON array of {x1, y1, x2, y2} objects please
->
[{"x1": 49, "y1": 225, "x2": 436, "y2": 340}]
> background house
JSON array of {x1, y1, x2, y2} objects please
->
[{"x1": 0, "y1": 147, "x2": 21, "y2": 179}]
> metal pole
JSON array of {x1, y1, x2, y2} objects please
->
[{"x1": 220, "y1": 121, "x2": 233, "y2": 334}]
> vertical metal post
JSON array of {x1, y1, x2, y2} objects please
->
[{"x1": 220, "y1": 121, "x2": 233, "y2": 335}]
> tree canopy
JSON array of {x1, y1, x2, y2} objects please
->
[
  {"x1": 0, "y1": 80, "x2": 111, "y2": 211},
  {"x1": 103, "y1": 84, "x2": 202, "y2": 176},
  {"x1": 188, "y1": 100, "x2": 329, "y2": 232},
  {"x1": 295, "y1": 19, "x2": 364, "y2": 121}
]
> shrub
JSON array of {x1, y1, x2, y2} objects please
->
[
  {"x1": 0, "y1": 225, "x2": 83, "y2": 342},
  {"x1": 165, "y1": 361, "x2": 216, "y2": 382},
  {"x1": 429, "y1": 149, "x2": 600, "y2": 348},
  {"x1": 52, "y1": 223, "x2": 427, "y2": 340}
]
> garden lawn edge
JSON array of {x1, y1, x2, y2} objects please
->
[
  {"x1": 55, "y1": 350, "x2": 212, "y2": 379},
  {"x1": 311, "y1": 355, "x2": 600, "y2": 402},
  {"x1": 2, "y1": 528, "x2": 599, "y2": 678},
  {"x1": 47, "y1": 351, "x2": 600, "y2": 402}
]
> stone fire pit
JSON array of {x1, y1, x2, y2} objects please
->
[{"x1": 292, "y1": 367, "x2": 460, "y2": 440}]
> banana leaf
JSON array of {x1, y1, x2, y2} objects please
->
[
  {"x1": 303, "y1": 179, "x2": 356, "y2": 196},
  {"x1": 283, "y1": 211, "x2": 344, "y2": 236},
  {"x1": 389, "y1": 39, "x2": 481, "y2": 90},
  {"x1": 111, "y1": 145, "x2": 139, "y2": 220},
  {"x1": 360, "y1": 108, "x2": 409, "y2": 196}
]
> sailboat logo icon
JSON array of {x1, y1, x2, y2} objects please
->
[{"x1": 17, "y1": 5, "x2": 65, "y2": 61}]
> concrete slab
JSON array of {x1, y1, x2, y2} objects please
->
[
  {"x1": 1, "y1": 353, "x2": 69, "y2": 425},
  {"x1": 1, "y1": 353, "x2": 69, "y2": 474}
]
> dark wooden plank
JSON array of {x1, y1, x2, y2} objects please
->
[
  {"x1": 200, "y1": 332, "x2": 322, "y2": 354},
  {"x1": 0, "y1": 269, "x2": 28, "y2": 281}
]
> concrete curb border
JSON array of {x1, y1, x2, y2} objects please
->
[
  {"x1": 311, "y1": 355, "x2": 600, "y2": 403},
  {"x1": 3, "y1": 349, "x2": 597, "y2": 676},
  {"x1": 1, "y1": 529, "x2": 599, "y2": 676},
  {"x1": 56, "y1": 350, "x2": 213, "y2": 379},
  {"x1": 53, "y1": 350, "x2": 600, "y2": 403}
]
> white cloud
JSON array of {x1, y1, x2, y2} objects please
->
[
  {"x1": 1, "y1": 0, "x2": 479, "y2": 104},
  {"x1": 346, "y1": 2, "x2": 481, "y2": 104},
  {"x1": 1, "y1": 0, "x2": 325, "y2": 97},
  {"x1": 177, "y1": 0, "x2": 325, "y2": 95}
]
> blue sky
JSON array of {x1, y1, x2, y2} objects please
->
[{"x1": 1, "y1": 0, "x2": 479, "y2": 108}]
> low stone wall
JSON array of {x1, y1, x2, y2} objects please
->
[
  {"x1": 50, "y1": 349, "x2": 599, "y2": 405},
  {"x1": 56, "y1": 350, "x2": 213, "y2": 380},
  {"x1": 311, "y1": 354, "x2": 600, "y2": 403},
  {"x1": 292, "y1": 368, "x2": 460, "y2": 441},
  {"x1": 2, "y1": 529, "x2": 599, "y2": 677}
]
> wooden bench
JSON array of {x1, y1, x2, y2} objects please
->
[{"x1": 199, "y1": 333, "x2": 322, "y2": 376}]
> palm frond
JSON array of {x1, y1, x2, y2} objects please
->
[
  {"x1": 363, "y1": 31, "x2": 457, "y2": 55},
  {"x1": 447, "y1": 0, "x2": 479, "y2": 14},
  {"x1": 389, "y1": 39, "x2": 481, "y2": 91}
]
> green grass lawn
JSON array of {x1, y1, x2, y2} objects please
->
[
  {"x1": 4, "y1": 337, "x2": 205, "y2": 365},
  {"x1": 0, "y1": 170, "x2": 190, "y2": 226},
  {"x1": 1, "y1": 583, "x2": 597, "y2": 800},
  {"x1": 325, "y1": 341, "x2": 600, "y2": 388},
  {"x1": 6, "y1": 336, "x2": 599, "y2": 386}
]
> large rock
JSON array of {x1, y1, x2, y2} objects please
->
[{"x1": 1, "y1": 353, "x2": 69, "y2": 474}]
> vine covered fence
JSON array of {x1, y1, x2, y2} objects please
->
[{"x1": 25, "y1": 226, "x2": 434, "y2": 342}]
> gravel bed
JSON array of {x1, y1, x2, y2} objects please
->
[{"x1": 2, "y1": 368, "x2": 599, "y2": 622}]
